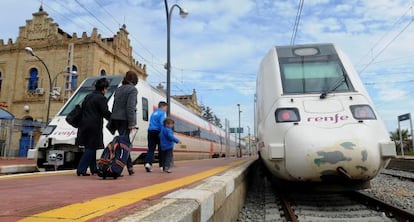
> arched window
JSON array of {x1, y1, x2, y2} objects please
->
[
  {"x1": 100, "y1": 69, "x2": 106, "y2": 76},
  {"x1": 28, "y1": 68, "x2": 38, "y2": 93},
  {"x1": 66, "y1": 65, "x2": 78, "y2": 90},
  {"x1": 71, "y1": 65, "x2": 78, "y2": 90}
]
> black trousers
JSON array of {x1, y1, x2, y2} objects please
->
[
  {"x1": 111, "y1": 119, "x2": 133, "y2": 169},
  {"x1": 145, "y1": 130, "x2": 163, "y2": 167}
]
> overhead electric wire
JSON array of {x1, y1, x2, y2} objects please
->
[
  {"x1": 358, "y1": 5, "x2": 414, "y2": 74},
  {"x1": 44, "y1": 0, "x2": 254, "y2": 94},
  {"x1": 356, "y1": 5, "x2": 414, "y2": 67},
  {"x1": 290, "y1": 0, "x2": 304, "y2": 45},
  {"x1": 92, "y1": 0, "x2": 121, "y2": 28},
  {"x1": 40, "y1": 0, "x2": 97, "y2": 33},
  {"x1": 74, "y1": 0, "x2": 115, "y2": 35},
  {"x1": 358, "y1": 16, "x2": 414, "y2": 74}
]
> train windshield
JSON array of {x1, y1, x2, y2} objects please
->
[
  {"x1": 277, "y1": 45, "x2": 354, "y2": 94},
  {"x1": 58, "y1": 76, "x2": 123, "y2": 116}
]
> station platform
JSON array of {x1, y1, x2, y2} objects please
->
[
  {"x1": 0, "y1": 157, "x2": 255, "y2": 222},
  {"x1": 0, "y1": 158, "x2": 37, "y2": 174}
]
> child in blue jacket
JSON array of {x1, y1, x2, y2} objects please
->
[{"x1": 159, "y1": 118, "x2": 180, "y2": 173}]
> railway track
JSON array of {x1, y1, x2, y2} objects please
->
[
  {"x1": 386, "y1": 158, "x2": 414, "y2": 172},
  {"x1": 261, "y1": 179, "x2": 414, "y2": 221},
  {"x1": 382, "y1": 158, "x2": 414, "y2": 182},
  {"x1": 381, "y1": 170, "x2": 414, "y2": 182}
]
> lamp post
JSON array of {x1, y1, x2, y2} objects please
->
[
  {"x1": 237, "y1": 104, "x2": 242, "y2": 157},
  {"x1": 25, "y1": 47, "x2": 52, "y2": 124},
  {"x1": 52, "y1": 70, "x2": 77, "y2": 87},
  {"x1": 247, "y1": 125, "x2": 251, "y2": 156},
  {"x1": 164, "y1": 0, "x2": 188, "y2": 116},
  {"x1": 51, "y1": 70, "x2": 77, "y2": 100}
]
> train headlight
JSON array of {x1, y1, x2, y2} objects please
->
[
  {"x1": 350, "y1": 105, "x2": 376, "y2": 120},
  {"x1": 275, "y1": 108, "x2": 300, "y2": 122}
]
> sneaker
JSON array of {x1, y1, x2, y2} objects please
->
[
  {"x1": 128, "y1": 168, "x2": 135, "y2": 176},
  {"x1": 144, "y1": 163, "x2": 152, "y2": 172},
  {"x1": 160, "y1": 167, "x2": 164, "y2": 172},
  {"x1": 164, "y1": 168, "x2": 172, "y2": 173}
]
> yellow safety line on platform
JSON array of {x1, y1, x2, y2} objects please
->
[
  {"x1": 0, "y1": 170, "x2": 74, "y2": 180},
  {"x1": 19, "y1": 158, "x2": 249, "y2": 222}
]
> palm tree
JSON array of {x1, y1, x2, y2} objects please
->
[{"x1": 390, "y1": 128, "x2": 411, "y2": 153}]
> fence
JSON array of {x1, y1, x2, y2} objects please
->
[{"x1": 0, "y1": 118, "x2": 45, "y2": 158}]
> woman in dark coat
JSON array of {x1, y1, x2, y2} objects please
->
[{"x1": 76, "y1": 78, "x2": 111, "y2": 176}]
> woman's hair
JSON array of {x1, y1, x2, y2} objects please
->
[
  {"x1": 122, "y1": 71, "x2": 139, "y2": 85},
  {"x1": 95, "y1": 78, "x2": 109, "y2": 91},
  {"x1": 163, "y1": 118, "x2": 174, "y2": 125}
]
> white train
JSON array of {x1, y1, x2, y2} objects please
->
[
  {"x1": 27, "y1": 75, "x2": 239, "y2": 169},
  {"x1": 255, "y1": 43, "x2": 396, "y2": 188}
]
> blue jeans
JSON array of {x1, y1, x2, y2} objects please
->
[
  {"x1": 77, "y1": 148, "x2": 97, "y2": 174},
  {"x1": 163, "y1": 149, "x2": 173, "y2": 170},
  {"x1": 145, "y1": 130, "x2": 161, "y2": 166},
  {"x1": 112, "y1": 119, "x2": 133, "y2": 169}
]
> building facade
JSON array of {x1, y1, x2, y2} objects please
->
[{"x1": 0, "y1": 6, "x2": 147, "y2": 156}]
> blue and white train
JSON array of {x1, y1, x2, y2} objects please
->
[
  {"x1": 255, "y1": 43, "x2": 396, "y2": 188},
  {"x1": 28, "y1": 76, "x2": 240, "y2": 169}
]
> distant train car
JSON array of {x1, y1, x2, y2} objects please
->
[
  {"x1": 255, "y1": 43, "x2": 396, "y2": 188},
  {"x1": 27, "y1": 75, "x2": 237, "y2": 169}
]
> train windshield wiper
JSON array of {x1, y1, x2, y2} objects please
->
[{"x1": 320, "y1": 76, "x2": 346, "y2": 99}]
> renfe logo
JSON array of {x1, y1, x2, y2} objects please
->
[
  {"x1": 307, "y1": 113, "x2": 349, "y2": 123},
  {"x1": 52, "y1": 129, "x2": 77, "y2": 137}
]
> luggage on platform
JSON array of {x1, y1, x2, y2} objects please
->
[{"x1": 97, "y1": 135, "x2": 131, "y2": 179}]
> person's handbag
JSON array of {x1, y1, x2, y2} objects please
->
[
  {"x1": 65, "y1": 104, "x2": 83, "y2": 128},
  {"x1": 106, "y1": 119, "x2": 116, "y2": 135}
]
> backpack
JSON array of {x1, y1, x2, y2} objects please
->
[
  {"x1": 65, "y1": 104, "x2": 82, "y2": 128},
  {"x1": 65, "y1": 95, "x2": 90, "y2": 128}
]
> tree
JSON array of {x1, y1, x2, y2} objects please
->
[
  {"x1": 202, "y1": 105, "x2": 214, "y2": 121},
  {"x1": 213, "y1": 115, "x2": 222, "y2": 128},
  {"x1": 390, "y1": 128, "x2": 411, "y2": 152},
  {"x1": 200, "y1": 104, "x2": 222, "y2": 128}
]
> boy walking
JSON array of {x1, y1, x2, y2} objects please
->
[
  {"x1": 144, "y1": 101, "x2": 168, "y2": 172},
  {"x1": 159, "y1": 118, "x2": 180, "y2": 173}
]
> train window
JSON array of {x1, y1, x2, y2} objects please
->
[
  {"x1": 58, "y1": 76, "x2": 123, "y2": 116},
  {"x1": 170, "y1": 116, "x2": 222, "y2": 143},
  {"x1": 280, "y1": 57, "x2": 353, "y2": 94},
  {"x1": 142, "y1": 97, "x2": 148, "y2": 121}
]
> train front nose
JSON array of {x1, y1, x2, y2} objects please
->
[{"x1": 283, "y1": 125, "x2": 384, "y2": 182}]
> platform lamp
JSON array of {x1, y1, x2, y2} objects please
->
[
  {"x1": 164, "y1": 0, "x2": 188, "y2": 116},
  {"x1": 25, "y1": 47, "x2": 52, "y2": 124},
  {"x1": 237, "y1": 104, "x2": 242, "y2": 157}
]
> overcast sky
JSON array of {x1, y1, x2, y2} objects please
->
[{"x1": 1, "y1": 0, "x2": 414, "y2": 135}]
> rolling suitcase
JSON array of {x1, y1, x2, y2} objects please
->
[{"x1": 97, "y1": 135, "x2": 130, "y2": 179}]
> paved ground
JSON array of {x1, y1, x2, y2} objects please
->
[{"x1": 0, "y1": 157, "x2": 251, "y2": 222}]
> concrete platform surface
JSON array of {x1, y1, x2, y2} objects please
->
[
  {"x1": 0, "y1": 157, "x2": 253, "y2": 222},
  {"x1": 0, "y1": 158, "x2": 37, "y2": 174}
]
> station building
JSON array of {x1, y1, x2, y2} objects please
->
[{"x1": 0, "y1": 6, "x2": 147, "y2": 156}]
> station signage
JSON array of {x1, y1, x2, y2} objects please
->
[
  {"x1": 398, "y1": 113, "x2": 411, "y2": 122},
  {"x1": 229, "y1": 127, "x2": 243, "y2": 133}
]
